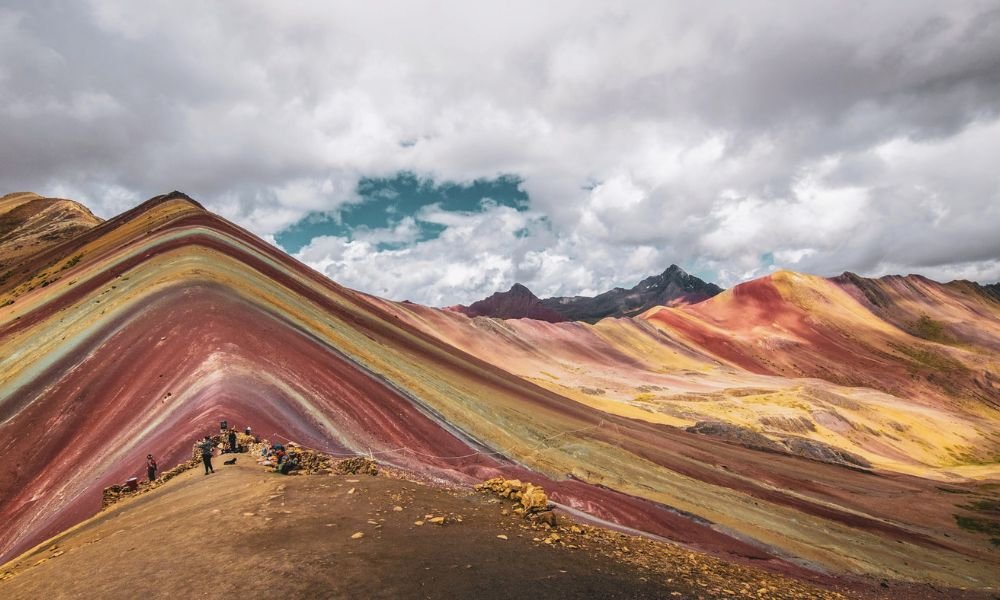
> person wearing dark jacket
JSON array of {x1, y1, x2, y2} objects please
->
[
  {"x1": 228, "y1": 430, "x2": 238, "y2": 454},
  {"x1": 146, "y1": 454, "x2": 157, "y2": 482},
  {"x1": 199, "y1": 436, "x2": 215, "y2": 474}
]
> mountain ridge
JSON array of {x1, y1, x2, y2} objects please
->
[
  {"x1": 451, "y1": 282, "x2": 567, "y2": 322},
  {"x1": 453, "y1": 264, "x2": 723, "y2": 323},
  {"x1": 0, "y1": 192, "x2": 103, "y2": 290}
]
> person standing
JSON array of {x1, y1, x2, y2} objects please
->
[
  {"x1": 228, "y1": 429, "x2": 238, "y2": 454},
  {"x1": 146, "y1": 454, "x2": 158, "y2": 482},
  {"x1": 199, "y1": 436, "x2": 215, "y2": 475}
]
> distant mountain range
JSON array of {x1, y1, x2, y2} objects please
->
[
  {"x1": 983, "y1": 282, "x2": 1000, "y2": 302},
  {"x1": 451, "y1": 264, "x2": 723, "y2": 323}
]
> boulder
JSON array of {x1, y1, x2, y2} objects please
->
[
  {"x1": 477, "y1": 477, "x2": 553, "y2": 521},
  {"x1": 520, "y1": 483, "x2": 548, "y2": 513}
]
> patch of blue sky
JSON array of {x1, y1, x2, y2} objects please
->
[{"x1": 276, "y1": 172, "x2": 528, "y2": 253}]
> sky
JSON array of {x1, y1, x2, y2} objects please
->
[{"x1": 1, "y1": 1, "x2": 999, "y2": 306}]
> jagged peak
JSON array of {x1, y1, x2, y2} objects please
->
[{"x1": 506, "y1": 282, "x2": 537, "y2": 297}]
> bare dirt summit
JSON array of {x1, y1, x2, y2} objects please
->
[{"x1": 0, "y1": 460, "x2": 928, "y2": 600}]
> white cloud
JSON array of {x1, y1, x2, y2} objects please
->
[{"x1": 1, "y1": 1, "x2": 998, "y2": 304}]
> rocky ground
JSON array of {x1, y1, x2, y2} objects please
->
[{"x1": 1, "y1": 459, "x2": 994, "y2": 599}]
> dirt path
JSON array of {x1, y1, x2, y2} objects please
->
[{"x1": 0, "y1": 462, "x2": 990, "y2": 599}]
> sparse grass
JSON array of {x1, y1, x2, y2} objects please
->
[
  {"x1": 954, "y1": 514, "x2": 1000, "y2": 544},
  {"x1": 960, "y1": 499, "x2": 1000, "y2": 514},
  {"x1": 60, "y1": 254, "x2": 83, "y2": 270},
  {"x1": 908, "y1": 314, "x2": 953, "y2": 344},
  {"x1": 888, "y1": 341, "x2": 967, "y2": 373}
]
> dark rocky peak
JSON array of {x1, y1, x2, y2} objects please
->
[
  {"x1": 506, "y1": 283, "x2": 538, "y2": 298},
  {"x1": 639, "y1": 264, "x2": 719, "y2": 294},
  {"x1": 455, "y1": 265, "x2": 724, "y2": 324},
  {"x1": 452, "y1": 282, "x2": 566, "y2": 323}
]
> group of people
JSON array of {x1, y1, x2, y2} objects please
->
[
  {"x1": 144, "y1": 425, "x2": 255, "y2": 481},
  {"x1": 260, "y1": 442, "x2": 300, "y2": 475},
  {"x1": 198, "y1": 425, "x2": 253, "y2": 475}
]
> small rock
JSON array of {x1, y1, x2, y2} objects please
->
[
  {"x1": 496, "y1": 534, "x2": 508, "y2": 540},
  {"x1": 531, "y1": 510, "x2": 557, "y2": 527},
  {"x1": 351, "y1": 532, "x2": 364, "y2": 539},
  {"x1": 392, "y1": 506, "x2": 403, "y2": 512},
  {"x1": 414, "y1": 520, "x2": 425, "y2": 526},
  {"x1": 347, "y1": 488, "x2": 356, "y2": 494},
  {"x1": 429, "y1": 516, "x2": 445, "y2": 525}
]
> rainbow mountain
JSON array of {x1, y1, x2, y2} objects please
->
[{"x1": 1, "y1": 191, "x2": 998, "y2": 591}]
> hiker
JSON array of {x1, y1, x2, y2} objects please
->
[
  {"x1": 244, "y1": 426, "x2": 251, "y2": 436},
  {"x1": 279, "y1": 452, "x2": 299, "y2": 475},
  {"x1": 146, "y1": 454, "x2": 158, "y2": 482},
  {"x1": 228, "y1": 429, "x2": 238, "y2": 454},
  {"x1": 199, "y1": 436, "x2": 216, "y2": 475}
]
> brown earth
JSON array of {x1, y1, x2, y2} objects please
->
[
  {"x1": 2, "y1": 461, "x2": 991, "y2": 600},
  {"x1": 0, "y1": 192, "x2": 101, "y2": 295}
]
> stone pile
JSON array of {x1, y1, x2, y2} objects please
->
[
  {"x1": 237, "y1": 432, "x2": 259, "y2": 450},
  {"x1": 158, "y1": 460, "x2": 199, "y2": 483},
  {"x1": 289, "y1": 445, "x2": 332, "y2": 473},
  {"x1": 336, "y1": 456, "x2": 379, "y2": 476},
  {"x1": 476, "y1": 477, "x2": 556, "y2": 525},
  {"x1": 101, "y1": 484, "x2": 132, "y2": 508},
  {"x1": 101, "y1": 459, "x2": 199, "y2": 509}
]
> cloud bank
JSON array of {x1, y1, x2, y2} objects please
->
[{"x1": 2, "y1": 1, "x2": 999, "y2": 304}]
